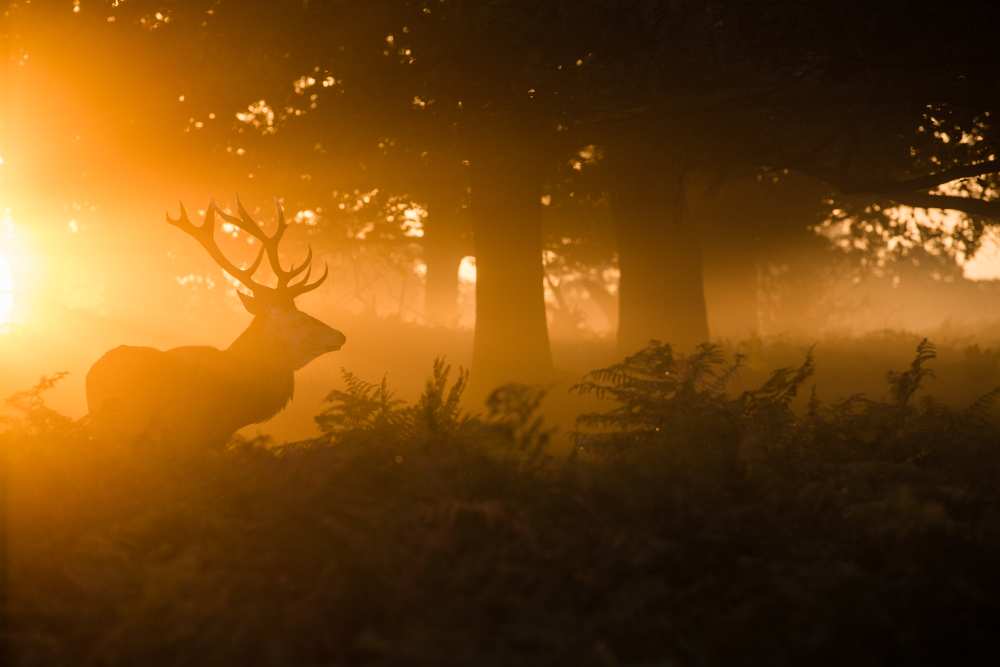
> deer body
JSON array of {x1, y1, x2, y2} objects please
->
[
  {"x1": 87, "y1": 344, "x2": 294, "y2": 445},
  {"x1": 86, "y1": 199, "x2": 345, "y2": 446}
]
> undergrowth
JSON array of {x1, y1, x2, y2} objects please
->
[{"x1": 4, "y1": 342, "x2": 1000, "y2": 665}]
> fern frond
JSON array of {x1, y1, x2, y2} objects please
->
[{"x1": 887, "y1": 338, "x2": 936, "y2": 407}]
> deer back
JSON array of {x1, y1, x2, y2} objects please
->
[{"x1": 86, "y1": 343, "x2": 294, "y2": 446}]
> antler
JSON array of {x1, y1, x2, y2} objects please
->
[
  {"x1": 167, "y1": 198, "x2": 328, "y2": 299},
  {"x1": 167, "y1": 202, "x2": 268, "y2": 293}
]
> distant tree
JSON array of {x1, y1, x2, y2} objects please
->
[
  {"x1": 565, "y1": 0, "x2": 1000, "y2": 350},
  {"x1": 13, "y1": 0, "x2": 1000, "y2": 371},
  {"x1": 92, "y1": 0, "x2": 580, "y2": 384}
]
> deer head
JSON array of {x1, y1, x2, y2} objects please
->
[{"x1": 167, "y1": 198, "x2": 346, "y2": 370}]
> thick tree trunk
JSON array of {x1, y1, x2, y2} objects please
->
[
  {"x1": 692, "y1": 176, "x2": 761, "y2": 341},
  {"x1": 470, "y1": 165, "x2": 553, "y2": 386},
  {"x1": 422, "y1": 193, "x2": 467, "y2": 327},
  {"x1": 423, "y1": 239, "x2": 464, "y2": 327},
  {"x1": 701, "y1": 238, "x2": 760, "y2": 340},
  {"x1": 611, "y1": 162, "x2": 709, "y2": 355}
]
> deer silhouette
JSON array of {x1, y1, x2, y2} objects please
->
[{"x1": 86, "y1": 199, "x2": 346, "y2": 446}]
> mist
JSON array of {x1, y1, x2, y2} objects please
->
[{"x1": 5, "y1": 2, "x2": 1000, "y2": 664}]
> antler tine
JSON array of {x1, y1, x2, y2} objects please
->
[
  {"x1": 287, "y1": 261, "x2": 329, "y2": 298},
  {"x1": 242, "y1": 240, "x2": 268, "y2": 280},
  {"x1": 274, "y1": 198, "x2": 288, "y2": 239},
  {"x1": 209, "y1": 203, "x2": 269, "y2": 288},
  {"x1": 266, "y1": 200, "x2": 296, "y2": 281},
  {"x1": 215, "y1": 195, "x2": 270, "y2": 243},
  {"x1": 183, "y1": 197, "x2": 326, "y2": 300},
  {"x1": 166, "y1": 201, "x2": 194, "y2": 231},
  {"x1": 168, "y1": 202, "x2": 267, "y2": 293},
  {"x1": 280, "y1": 245, "x2": 314, "y2": 286},
  {"x1": 217, "y1": 196, "x2": 302, "y2": 280}
]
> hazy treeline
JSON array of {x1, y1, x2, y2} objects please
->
[{"x1": 5, "y1": 1, "x2": 1000, "y2": 392}]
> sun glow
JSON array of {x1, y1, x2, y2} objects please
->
[
  {"x1": 0, "y1": 207, "x2": 41, "y2": 334},
  {"x1": 0, "y1": 210, "x2": 16, "y2": 332},
  {"x1": 963, "y1": 230, "x2": 1000, "y2": 280},
  {"x1": 458, "y1": 256, "x2": 477, "y2": 284},
  {"x1": 0, "y1": 257, "x2": 13, "y2": 330}
]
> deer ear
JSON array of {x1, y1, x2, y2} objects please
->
[{"x1": 237, "y1": 290, "x2": 261, "y2": 314}]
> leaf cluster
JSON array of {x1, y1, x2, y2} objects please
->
[
  {"x1": 573, "y1": 338, "x2": 1000, "y2": 488},
  {"x1": 314, "y1": 358, "x2": 551, "y2": 472},
  {"x1": 1, "y1": 372, "x2": 75, "y2": 436}
]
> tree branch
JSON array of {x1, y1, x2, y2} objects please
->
[
  {"x1": 840, "y1": 159, "x2": 1000, "y2": 196},
  {"x1": 801, "y1": 159, "x2": 1000, "y2": 220},
  {"x1": 872, "y1": 192, "x2": 1000, "y2": 219}
]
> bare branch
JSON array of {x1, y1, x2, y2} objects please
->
[
  {"x1": 839, "y1": 159, "x2": 1000, "y2": 196},
  {"x1": 876, "y1": 192, "x2": 1000, "y2": 219}
]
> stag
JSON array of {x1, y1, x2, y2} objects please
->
[{"x1": 86, "y1": 199, "x2": 346, "y2": 446}]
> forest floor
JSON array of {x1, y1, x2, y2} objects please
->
[{"x1": 4, "y1": 338, "x2": 1000, "y2": 665}]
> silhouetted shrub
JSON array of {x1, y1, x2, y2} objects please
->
[{"x1": 5, "y1": 345, "x2": 1000, "y2": 665}]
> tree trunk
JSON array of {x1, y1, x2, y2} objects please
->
[
  {"x1": 692, "y1": 176, "x2": 761, "y2": 341},
  {"x1": 470, "y1": 164, "x2": 553, "y2": 386},
  {"x1": 422, "y1": 193, "x2": 467, "y2": 327},
  {"x1": 423, "y1": 240, "x2": 464, "y2": 327},
  {"x1": 611, "y1": 161, "x2": 709, "y2": 355},
  {"x1": 701, "y1": 237, "x2": 760, "y2": 340}
]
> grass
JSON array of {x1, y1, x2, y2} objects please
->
[{"x1": 4, "y1": 340, "x2": 1000, "y2": 665}]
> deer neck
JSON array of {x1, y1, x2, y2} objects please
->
[
  {"x1": 224, "y1": 317, "x2": 296, "y2": 421},
  {"x1": 227, "y1": 317, "x2": 295, "y2": 372}
]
